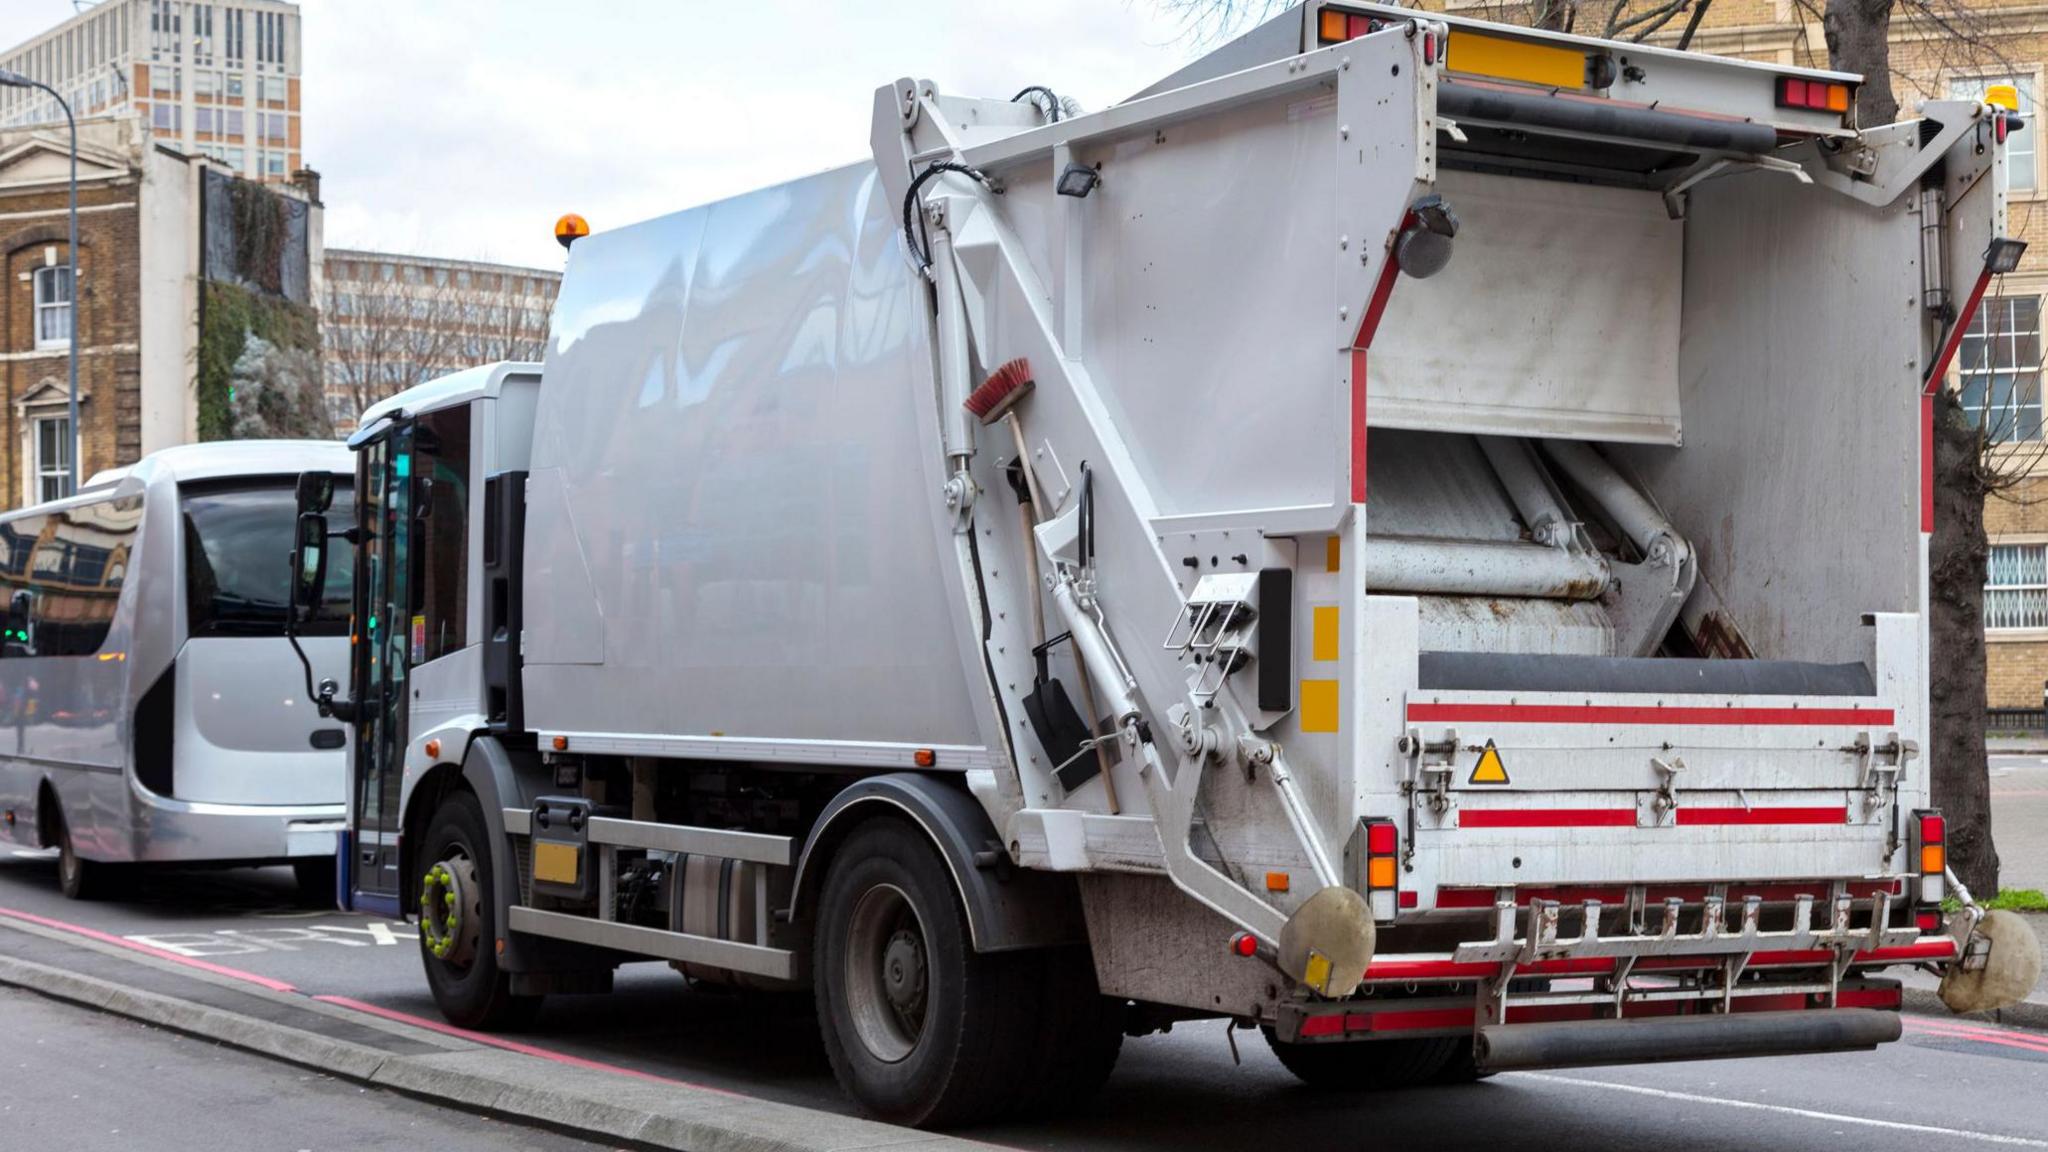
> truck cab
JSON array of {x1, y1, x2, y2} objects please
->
[{"x1": 337, "y1": 363, "x2": 539, "y2": 918}]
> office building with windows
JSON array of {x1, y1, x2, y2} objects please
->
[
  {"x1": 323, "y1": 250, "x2": 559, "y2": 432},
  {"x1": 0, "y1": 0, "x2": 302, "y2": 185},
  {"x1": 0, "y1": 113, "x2": 318, "y2": 508}
]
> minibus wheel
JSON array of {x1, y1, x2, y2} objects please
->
[
  {"x1": 416, "y1": 788, "x2": 541, "y2": 1030},
  {"x1": 51, "y1": 803, "x2": 106, "y2": 901}
]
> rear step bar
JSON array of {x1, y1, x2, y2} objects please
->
[{"x1": 1475, "y1": 1008, "x2": 1902, "y2": 1071}]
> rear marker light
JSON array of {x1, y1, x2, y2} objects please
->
[
  {"x1": 1917, "y1": 910, "x2": 1944, "y2": 933},
  {"x1": 1315, "y1": 9, "x2": 1382, "y2": 44},
  {"x1": 1912, "y1": 809, "x2": 1947, "y2": 908},
  {"x1": 1777, "y1": 76, "x2": 1852, "y2": 114},
  {"x1": 1422, "y1": 31, "x2": 1437, "y2": 66},
  {"x1": 1266, "y1": 871, "x2": 1291, "y2": 893},
  {"x1": 1230, "y1": 931, "x2": 1260, "y2": 958},
  {"x1": 1362, "y1": 817, "x2": 1400, "y2": 922}
]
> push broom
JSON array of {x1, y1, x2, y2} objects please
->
[{"x1": 963, "y1": 358, "x2": 1120, "y2": 812}]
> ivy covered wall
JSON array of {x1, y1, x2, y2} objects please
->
[
  {"x1": 196, "y1": 170, "x2": 319, "y2": 441},
  {"x1": 196, "y1": 281, "x2": 317, "y2": 441}
]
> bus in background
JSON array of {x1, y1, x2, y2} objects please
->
[{"x1": 0, "y1": 441, "x2": 356, "y2": 902}]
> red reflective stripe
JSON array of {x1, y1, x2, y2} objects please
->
[
  {"x1": 1354, "y1": 1007, "x2": 1473, "y2": 1032},
  {"x1": 1920, "y1": 392, "x2": 1935, "y2": 534},
  {"x1": 1299, "y1": 1013, "x2": 1346, "y2": 1037},
  {"x1": 1674, "y1": 806, "x2": 1848, "y2": 826},
  {"x1": 1355, "y1": 245, "x2": 1403, "y2": 350},
  {"x1": 1364, "y1": 939, "x2": 1950, "y2": 985},
  {"x1": 1350, "y1": 347, "x2": 1369, "y2": 503},
  {"x1": 1348, "y1": 231, "x2": 1405, "y2": 505},
  {"x1": 1925, "y1": 266, "x2": 1996, "y2": 395},
  {"x1": 1405, "y1": 703, "x2": 1894, "y2": 726},
  {"x1": 1460, "y1": 808, "x2": 1637, "y2": 828}
]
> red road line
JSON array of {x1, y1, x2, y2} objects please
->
[
  {"x1": 1406, "y1": 703, "x2": 1894, "y2": 726},
  {"x1": 1904, "y1": 1019, "x2": 2048, "y2": 1057},
  {"x1": 0, "y1": 903, "x2": 750, "y2": 1096},
  {"x1": 0, "y1": 905, "x2": 298, "y2": 994},
  {"x1": 313, "y1": 995, "x2": 740, "y2": 1093}
]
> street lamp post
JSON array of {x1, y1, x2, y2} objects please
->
[{"x1": 0, "y1": 69, "x2": 79, "y2": 493}]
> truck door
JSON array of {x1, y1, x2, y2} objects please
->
[{"x1": 348, "y1": 424, "x2": 413, "y2": 911}]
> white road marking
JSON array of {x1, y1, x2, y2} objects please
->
[
  {"x1": 1520, "y1": 1073, "x2": 2048, "y2": 1147},
  {"x1": 125, "y1": 922, "x2": 414, "y2": 957}
]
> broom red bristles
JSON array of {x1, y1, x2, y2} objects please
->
[{"x1": 963, "y1": 358, "x2": 1034, "y2": 424}]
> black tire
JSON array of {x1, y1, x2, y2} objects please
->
[
  {"x1": 52, "y1": 802, "x2": 107, "y2": 901},
  {"x1": 1018, "y1": 945, "x2": 1124, "y2": 1114},
  {"x1": 1429, "y1": 1041, "x2": 1494, "y2": 1085},
  {"x1": 813, "y1": 817, "x2": 1042, "y2": 1128},
  {"x1": 1262, "y1": 1029, "x2": 1461, "y2": 1090},
  {"x1": 416, "y1": 788, "x2": 542, "y2": 1030},
  {"x1": 293, "y1": 857, "x2": 338, "y2": 909}
]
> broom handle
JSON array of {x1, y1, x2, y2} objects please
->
[{"x1": 1004, "y1": 408, "x2": 1114, "y2": 811}]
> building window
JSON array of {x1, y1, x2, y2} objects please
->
[
  {"x1": 1950, "y1": 76, "x2": 2038, "y2": 193},
  {"x1": 32, "y1": 265, "x2": 72, "y2": 349},
  {"x1": 225, "y1": 74, "x2": 243, "y2": 97},
  {"x1": 1958, "y1": 296, "x2": 2044, "y2": 442},
  {"x1": 152, "y1": 101, "x2": 180, "y2": 132},
  {"x1": 33, "y1": 416, "x2": 73, "y2": 503},
  {"x1": 1988, "y1": 543, "x2": 2048, "y2": 630}
]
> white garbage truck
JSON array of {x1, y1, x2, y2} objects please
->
[{"x1": 294, "y1": 2, "x2": 2041, "y2": 1127}]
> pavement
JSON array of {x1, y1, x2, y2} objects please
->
[
  {"x1": 1988, "y1": 753, "x2": 2048, "y2": 895},
  {"x1": 5, "y1": 852, "x2": 2048, "y2": 1151},
  {"x1": 0, "y1": 984, "x2": 605, "y2": 1152}
]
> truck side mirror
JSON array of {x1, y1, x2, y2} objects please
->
[
  {"x1": 295, "y1": 470, "x2": 336, "y2": 515},
  {"x1": 291, "y1": 512, "x2": 329, "y2": 625}
]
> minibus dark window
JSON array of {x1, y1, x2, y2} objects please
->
[
  {"x1": 184, "y1": 481, "x2": 356, "y2": 637},
  {"x1": 0, "y1": 499, "x2": 141, "y2": 657}
]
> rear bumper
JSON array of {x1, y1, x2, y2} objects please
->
[{"x1": 129, "y1": 790, "x2": 345, "y2": 864}]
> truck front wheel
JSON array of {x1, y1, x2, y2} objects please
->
[
  {"x1": 416, "y1": 788, "x2": 541, "y2": 1030},
  {"x1": 814, "y1": 817, "x2": 1040, "y2": 1127}
]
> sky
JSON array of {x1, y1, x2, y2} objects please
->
[{"x1": 3, "y1": 0, "x2": 1232, "y2": 270}]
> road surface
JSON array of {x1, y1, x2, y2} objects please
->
[
  {"x1": 0, "y1": 983, "x2": 606, "y2": 1152},
  {"x1": 2, "y1": 852, "x2": 2047, "y2": 1151}
]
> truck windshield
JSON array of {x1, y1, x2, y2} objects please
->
[{"x1": 183, "y1": 480, "x2": 355, "y2": 637}]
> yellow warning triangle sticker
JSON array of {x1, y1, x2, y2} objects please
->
[{"x1": 1469, "y1": 740, "x2": 1509, "y2": 785}]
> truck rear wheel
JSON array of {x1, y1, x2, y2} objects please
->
[
  {"x1": 814, "y1": 817, "x2": 1040, "y2": 1127},
  {"x1": 1262, "y1": 1029, "x2": 1461, "y2": 1090},
  {"x1": 417, "y1": 788, "x2": 541, "y2": 1030}
]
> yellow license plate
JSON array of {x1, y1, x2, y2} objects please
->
[
  {"x1": 1444, "y1": 32, "x2": 1586, "y2": 90},
  {"x1": 533, "y1": 840, "x2": 581, "y2": 885}
]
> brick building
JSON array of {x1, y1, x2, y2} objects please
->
[{"x1": 0, "y1": 112, "x2": 318, "y2": 509}]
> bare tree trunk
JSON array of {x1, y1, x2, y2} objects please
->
[
  {"x1": 1821, "y1": 0, "x2": 1900, "y2": 126},
  {"x1": 1929, "y1": 387, "x2": 2000, "y2": 896}
]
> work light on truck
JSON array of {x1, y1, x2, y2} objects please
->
[{"x1": 1986, "y1": 237, "x2": 2028, "y2": 275}]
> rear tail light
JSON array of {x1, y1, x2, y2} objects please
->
[
  {"x1": 1777, "y1": 76, "x2": 1852, "y2": 114},
  {"x1": 1362, "y1": 818, "x2": 1399, "y2": 921},
  {"x1": 1315, "y1": 8, "x2": 1382, "y2": 44},
  {"x1": 1912, "y1": 809, "x2": 1946, "y2": 909}
]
